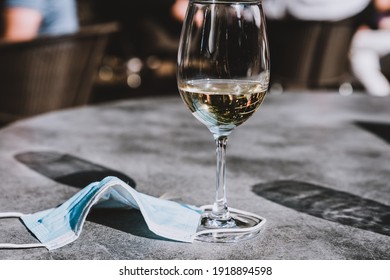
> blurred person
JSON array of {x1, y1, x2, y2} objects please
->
[
  {"x1": 1, "y1": 0, "x2": 79, "y2": 41},
  {"x1": 171, "y1": 0, "x2": 372, "y2": 22},
  {"x1": 170, "y1": 0, "x2": 371, "y2": 22},
  {"x1": 350, "y1": 0, "x2": 390, "y2": 96},
  {"x1": 263, "y1": 0, "x2": 370, "y2": 21}
]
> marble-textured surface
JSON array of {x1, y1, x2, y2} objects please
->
[{"x1": 0, "y1": 92, "x2": 389, "y2": 260}]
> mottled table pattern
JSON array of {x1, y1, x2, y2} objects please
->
[{"x1": 0, "y1": 92, "x2": 389, "y2": 259}]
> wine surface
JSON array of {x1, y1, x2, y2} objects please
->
[{"x1": 179, "y1": 79, "x2": 267, "y2": 135}]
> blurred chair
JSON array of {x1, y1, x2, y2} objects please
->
[
  {"x1": 267, "y1": 18, "x2": 358, "y2": 91},
  {"x1": 0, "y1": 22, "x2": 119, "y2": 125}
]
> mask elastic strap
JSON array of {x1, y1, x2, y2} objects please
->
[{"x1": 0, "y1": 212, "x2": 47, "y2": 249}]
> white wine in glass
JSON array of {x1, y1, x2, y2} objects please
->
[{"x1": 177, "y1": 0, "x2": 270, "y2": 242}]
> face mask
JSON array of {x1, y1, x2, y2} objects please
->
[{"x1": 0, "y1": 176, "x2": 202, "y2": 250}]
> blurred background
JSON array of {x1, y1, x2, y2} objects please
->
[
  {"x1": 0, "y1": 0, "x2": 389, "y2": 126},
  {"x1": 75, "y1": 0, "x2": 184, "y2": 102}
]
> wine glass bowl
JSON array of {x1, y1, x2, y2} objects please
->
[{"x1": 177, "y1": 0, "x2": 270, "y2": 242}]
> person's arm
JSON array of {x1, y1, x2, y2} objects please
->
[
  {"x1": 171, "y1": 0, "x2": 188, "y2": 22},
  {"x1": 375, "y1": 0, "x2": 390, "y2": 12},
  {"x1": 2, "y1": 7, "x2": 42, "y2": 41},
  {"x1": 378, "y1": 16, "x2": 390, "y2": 29},
  {"x1": 373, "y1": 0, "x2": 390, "y2": 29}
]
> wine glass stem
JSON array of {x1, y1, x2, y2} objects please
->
[{"x1": 211, "y1": 135, "x2": 231, "y2": 221}]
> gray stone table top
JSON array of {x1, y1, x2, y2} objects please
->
[{"x1": 0, "y1": 92, "x2": 389, "y2": 260}]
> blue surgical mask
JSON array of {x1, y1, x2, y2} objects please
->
[{"x1": 0, "y1": 176, "x2": 202, "y2": 250}]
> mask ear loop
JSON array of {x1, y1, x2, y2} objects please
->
[{"x1": 0, "y1": 213, "x2": 47, "y2": 249}]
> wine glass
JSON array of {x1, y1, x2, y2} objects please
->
[{"x1": 177, "y1": 0, "x2": 270, "y2": 242}]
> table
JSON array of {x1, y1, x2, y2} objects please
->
[{"x1": 0, "y1": 92, "x2": 389, "y2": 260}]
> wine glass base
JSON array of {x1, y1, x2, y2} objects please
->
[{"x1": 193, "y1": 205, "x2": 266, "y2": 243}]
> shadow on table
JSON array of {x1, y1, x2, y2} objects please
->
[
  {"x1": 87, "y1": 209, "x2": 172, "y2": 241},
  {"x1": 14, "y1": 151, "x2": 175, "y2": 241},
  {"x1": 252, "y1": 180, "x2": 390, "y2": 236},
  {"x1": 355, "y1": 121, "x2": 390, "y2": 144},
  {"x1": 15, "y1": 151, "x2": 136, "y2": 189}
]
